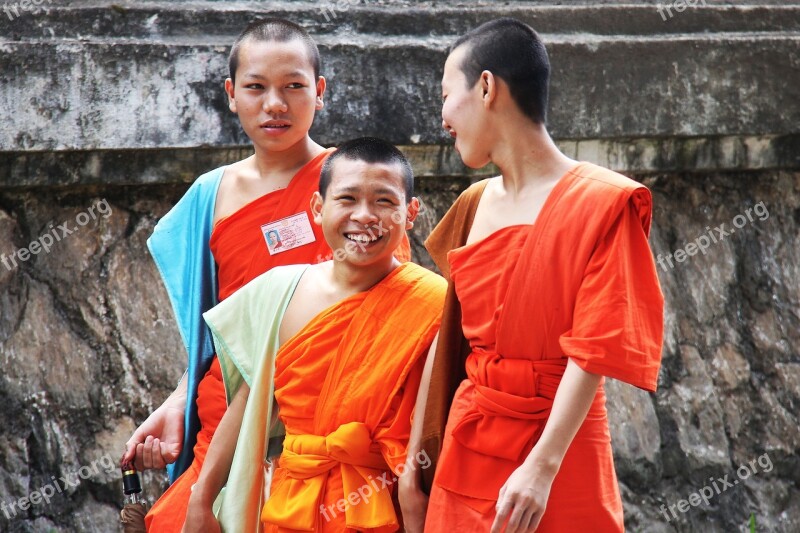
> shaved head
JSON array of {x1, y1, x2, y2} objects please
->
[
  {"x1": 320, "y1": 137, "x2": 414, "y2": 201},
  {"x1": 451, "y1": 18, "x2": 550, "y2": 124},
  {"x1": 229, "y1": 18, "x2": 321, "y2": 84}
]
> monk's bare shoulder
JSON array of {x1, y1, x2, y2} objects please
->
[
  {"x1": 213, "y1": 157, "x2": 259, "y2": 225},
  {"x1": 279, "y1": 263, "x2": 336, "y2": 345}
]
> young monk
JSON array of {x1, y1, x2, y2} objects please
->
[
  {"x1": 181, "y1": 137, "x2": 446, "y2": 532},
  {"x1": 120, "y1": 20, "x2": 411, "y2": 531},
  {"x1": 399, "y1": 18, "x2": 664, "y2": 532}
]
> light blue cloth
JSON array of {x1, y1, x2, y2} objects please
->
[{"x1": 147, "y1": 166, "x2": 225, "y2": 483}]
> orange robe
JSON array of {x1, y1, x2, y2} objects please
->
[
  {"x1": 146, "y1": 150, "x2": 412, "y2": 531},
  {"x1": 424, "y1": 163, "x2": 664, "y2": 531},
  {"x1": 261, "y1": 263, "x2": 445, "y2": 533}
]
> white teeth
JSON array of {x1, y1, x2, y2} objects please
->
[{"x1": 346, "y1": 234, "x2": 379, "y2": 244}]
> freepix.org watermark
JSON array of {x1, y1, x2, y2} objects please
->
[
  {"x1": 319, "y1": 0, "x2": 362, "y2": 22},
  {"x1": 1, "y1": 199, "x2": 113, "y2": 272},
  {"x1": 2, "y1": 0, "x2": 54, "y2": 21},
  {"x1": 319, "y1": 449, "x2": 431, "y2": 523},
  {"x1": 657, "y1": 0, "x2": 707, "y2": 22},
  {"x1": 660, "y1": 453, "x2": 773, "y2": 523},
  {"x1": 656, "y1": 201, "x2": 769, "y2": 272},
  {"x1": 1, "y1": 453, "x2": 118, "y2": 520}
]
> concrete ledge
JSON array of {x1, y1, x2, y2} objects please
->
[
  {"x1": 2, "y1": 2, "x2": 799, "y2": 40},
  {"x1": 2, "y1": 134, "x2": 797, "y2": 189},
  {"x1": 1, "y1": 0, "x2": 798, "y2": 183},
  {"x1": 1, "y1": 34, "x2": 798, "y2": 152}
]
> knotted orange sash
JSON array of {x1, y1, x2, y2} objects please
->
[
  {"x1": 263, "y1": 422, "x2": 397, "y2": 531},
  {"x1": 449, "y1": 354, "x2": 566, "y2": 463}
]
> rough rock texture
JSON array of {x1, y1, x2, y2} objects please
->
[
  {"x1": 612, "y1": 171, "x2": 800, "y2": 532},
  {"x1": 0, "y1": 187, "x2": 188, "y2": 531},
  {"x1": 0, "y1": 1, "x2": 798, "y2": 532}
]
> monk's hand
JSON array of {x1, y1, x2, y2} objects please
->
[
  {"x1": 398, "y1": 467, "x2": 428, "y2": 533},
  {"x1": 490, "y1": 458, "x2": 557, "y2": 533},
  {"x1": 122, "y1": 394, "x2": 185, "y2": 471}
]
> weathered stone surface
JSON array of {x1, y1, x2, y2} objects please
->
[
  {"x1": 631, "y1": 170, "x2": 800, "y2": 531},
  {"x1": 606, "y1": 378, "x2": 662, "y2": 488},
  {"x1": 0, "y1": 170, "x2": 796, "y2": 531},
  {"x1": 0, "y1": 190, "x2": 183, "y2": 529},
  {"x1": 3, "y1": 135, "x2": 800, "y2": 189},
  {"x1": 1, "y1": 1, "x2": 798, "y2": 155}
]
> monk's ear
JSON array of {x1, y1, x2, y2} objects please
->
[
  {"x1": 310, "y1": 191, "x2": 324, "y2": 225},
  {"x1": 315, "y1": 76, "x2": 326, "y2": 111},
  {"x1": 224, "y1": 78, "x2": 237, "y2": 113},
  {"x1": 480, "y1": 70, "x2": 497, "y2": 109},
  {"x1": 405, "y1": 197, "x2": 420, "y2": 230}
]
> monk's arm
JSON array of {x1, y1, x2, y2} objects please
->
[
  {"x1": 183, "y1": 382, "x2": 250, "y2": 528},
  {"x1": 398, "y1": 332, "x2": 438, "y2": 532},
  {"x1": 491, "y1": 358, "x2": 602, "y2": 533},
  {"x1": 528, "y1": 358, "x2": 601, "y2": 472},
  {"x1": 123, "y1": 373, "x2": 188, "y2": 470}
]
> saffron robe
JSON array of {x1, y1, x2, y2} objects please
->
[
  {"x1": 148, "y1": 148, "x2": 412, "y2": 482},
  {"x1": 423, "y1": 162, "x2": 664, "y2": 530},
  {"x1": 145, "y1": 150, "x2": 412, "y2": 531},
  {"x1": 148, "y1": 149, "x2": 332, "y2": 481},
  {"x1": 204, "y1": 262, "x2": 446, "y2": 532}
]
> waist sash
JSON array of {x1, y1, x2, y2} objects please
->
[{"x1": 263, "y1": 422, "x2": 397, "y2": 531}]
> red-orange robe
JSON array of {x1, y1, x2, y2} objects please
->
[
  {"x1": 261, "y1": 263, "x2": 445, "y2": 533},
  {"x1": 424, "y1": 162, "x2": 664, "y2": 531},
  {"x1": 145, "y1": 149, "x2": 412, "y2": 531}
]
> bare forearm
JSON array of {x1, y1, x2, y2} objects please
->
[
  {"x1": 168, "y1": 372, "x2": 189, "y2": 405},
  {"x1": 523, "y1": 358, "x2": 602, "y2": 472},
  {"x1": 399, "y1": 333, "x2": 438, "y2": 532},
  {"x1": 190, "y1": 383, "x2": 249, "y2": 507},
  {"x1": 407, "y1": 334, "x2": 438, "y2": 459},
  {"x1": 491, "y1": 359, "x2": 602, "y2": 532}
]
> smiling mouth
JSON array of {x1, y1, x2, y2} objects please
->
[{"x1": 345, "y1": 233, "x2": 383, "y2": 245}]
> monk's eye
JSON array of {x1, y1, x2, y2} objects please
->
[
  {"x1": 336, "y1": 195, "x2": 355, "y2": 202},
  {"x1": 245, "y1": 83, "x2": 264, "y2": 90},
  {"x1": 287, "y1": 83, "x2": 305, "y2": 89},
  {"x1": 378, "y1": 198, "x2": 396, "y2": 205}
]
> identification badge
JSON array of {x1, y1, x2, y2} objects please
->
[{"x1": 261, "y1": 212, "x2": 316, "y2": 255}]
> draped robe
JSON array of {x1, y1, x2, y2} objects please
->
[
  {"x1": 422, "y1": 162, "x2": 664, "y2": 531},
  {"x1": 204, "y1": 262, "x2": 446, "y2": 532}
]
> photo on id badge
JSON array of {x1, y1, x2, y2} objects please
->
[{"x1": 261, "y1": 212, "x2": 317, "y2": 255}]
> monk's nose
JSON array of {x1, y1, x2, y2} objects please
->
[
  {"x1": 351, "y1": 203, "x2": 378, "y2": 224},
  {"x1": 264, "y1": 90, "x2": 288, "y2": 114}
]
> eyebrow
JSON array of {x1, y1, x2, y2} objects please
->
[
  {"x1": 242, "y1": 71, "x2": 309, "y2": 80},
  {"x1": 334, "y1": 186, "x2": 402, "y2": 197}
]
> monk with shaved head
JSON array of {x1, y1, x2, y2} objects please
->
[
  {"x1": 400, "y1": 18, "x2": 664, "y2": 533},
  {"x1": 182, "y1": 137, "x2": 445, "y2": 532}
]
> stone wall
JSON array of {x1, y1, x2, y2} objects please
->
[{"x1": 0, "y1": 1, "x2": 798, "y2": 531}]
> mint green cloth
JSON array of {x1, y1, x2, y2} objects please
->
[{"x1": 203, "y1": 264, "x2": 307, "y2": 533}]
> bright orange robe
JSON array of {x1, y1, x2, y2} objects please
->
[
  {"x1": 145, "y1": 150, "x2": 413, "y2": 531},
  {"x1": 424, "y1": 163, "x2": 664, "y2": 531},
  {"x1": 262, "y1": 263, "x2": 445, "y2": 533}
]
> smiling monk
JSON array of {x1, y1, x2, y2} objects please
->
[{"x1": 182, "y1": 138, "x2": 446, "y2": 533}]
